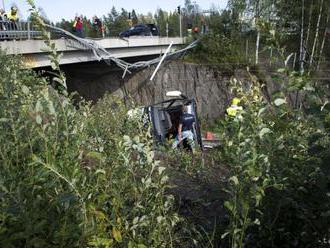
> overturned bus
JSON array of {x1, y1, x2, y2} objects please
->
[{"x1": 130, "y1": 91, "x2": 203, "y2": 150}]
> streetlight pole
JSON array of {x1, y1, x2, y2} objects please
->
[
  {"x1": 2, "y1": 0, "x2": 5, "y2": 11},
  {"x1": 178, "y1": 6, "x2": 182, "y2": 38},
  {"x1": 179, "y1": 13, "x2": 182, "y2": 38},
  {"x1": 166, "y1": 22, "x2": 169, "y2": 37}
]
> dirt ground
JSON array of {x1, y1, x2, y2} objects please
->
[{"x1": 158, "y1": 150, "x2": 231, "y2": 247}]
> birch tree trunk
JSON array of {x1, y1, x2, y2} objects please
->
[
  {"x1": 309, "y1": 0, "x2": 324, "y2": 68},
  {"x1": 317, "y1": 11, "x2": 329, "y2": 70},
  {"x1": 302, "y1": 0, "x2": 314, "y2": 65},
  {"x1": 299, "y1": 0, "x2": 305, "y2": 74},
  {"x1": 255, "y1": 0, "x2": 261, "y2": 64},
  {"x1": 256, "y1": 30, "x2": 260, "y2": 64}
]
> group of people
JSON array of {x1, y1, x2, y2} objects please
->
[
  {"x1": 0, "y1": 7, "x2": 104, "y2": 38},
  {"x1": 0, "y1": 6, "x2": 19, "y2": 31},
  {"x1": 72, "y1": 15, "x2": 104, "y2": 38}
]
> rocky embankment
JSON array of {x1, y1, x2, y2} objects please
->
[
  {"x1": 123, "y1": 61, "x2": 236, "y2": 121},
  {"x1": 66, "y1": 60, "x2": 315, "y2": 121},
  {"x1": 66, "y1": 61, "x2": 242, "y2": 121}
]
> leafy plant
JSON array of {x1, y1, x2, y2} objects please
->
[
  {"x1": 0, "y1": 1, "x2": 180, "y2": 246},
  {"x1": 218, "y1": 71, "x2": 330, "y2": 247},
  {"x1": 185, "y1": 32, "x2": 247, "y2": 71}
]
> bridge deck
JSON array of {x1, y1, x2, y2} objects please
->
[{"x1": 0, "y1": 37, "x2": 185, "y2": 68}]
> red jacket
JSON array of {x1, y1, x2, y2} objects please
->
[{"x1": 75, "y1": 20, "x2": 83, "y2": 30}]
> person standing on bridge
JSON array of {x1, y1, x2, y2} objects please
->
[
  {"x1": 92, "y1": 15, "x2": 103, "y2": 37},
  {"x1": 7, "y1": 6, "x2": 19, "y2": 30},
  {"x1": 73, "y1": 16, "x2": 84, "y2": 38},
  {"x1": 0, "y1": 9, "x2": 7, "y2": 31},
  {"x1": 0, "y1": 9, "x2": 5, "y2": 19}
]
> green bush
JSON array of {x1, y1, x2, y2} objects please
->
[
  {"x1": 185, "y1": 32, "x2": 247, "y2": 71},
  {"x1": 0, "y1": 51, "x2": 179, "y2": 247},
  {"x1": 217, "y1": 75, "x2": 330, "y2": 247}
]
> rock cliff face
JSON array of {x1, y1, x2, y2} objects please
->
[
  {"x1": 66, "y1": 61, "x2": 238, "y2": 121},
  {"x1": 65, "y1": 59, "x2": 329, "y2": 121},
  {"x1": 122, "y1": 61, "x2": 236, "y2": 121},
  {"x1": 65, "y1": 62, "x2": 124, "y2": 102}
]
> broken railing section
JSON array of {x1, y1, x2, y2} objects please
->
[
  {"x1": 150, "y1": 41, "x2": 173, "y2": 81},
  {"x1": 43, "y1": 24, "x2": 199, "y2": 78}
]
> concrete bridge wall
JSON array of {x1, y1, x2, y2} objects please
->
[{"x1": 0, "y1": 37, "x2": 185, "y2": 68}]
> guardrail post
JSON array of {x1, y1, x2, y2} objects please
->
[{"x1": 27, "y1": 22, "x2": 31, "y2": 40}]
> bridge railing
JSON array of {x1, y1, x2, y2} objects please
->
[{"x1": 0, "y1": 21, "x2": 42, "y2": 40}]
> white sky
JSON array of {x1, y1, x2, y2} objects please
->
[{"x1": 3, "y1": 0, "x2": 228, "y2": 22}]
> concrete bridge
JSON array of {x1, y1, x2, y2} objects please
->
[{"x1": 0, "y1": 37, "x2": 185, "y2": 68}]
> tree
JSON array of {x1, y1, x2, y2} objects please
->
[
  {"x1": 103, "y1": 7, "x2": 130, "y2": 37},
  {"x1": 155, "y1": 8, "x2": 167, "y2": 36},
  {"x1": 183, "y1": 0, "x2": 194, "y2": 15},
  {"x1": 274, "y1": 0, "x2": 329, "y2": 72},
  {"x1": 111, "y1": 6, "x2": 119, "y2": 20},
  {"x1": 317, "y1": 9, "x2": 329, "y2": 69},
  {"x1": 309, "y1": 0, "x2": 324, "y2": 68},
  {"x1": 228, "y1": 0, "x2": 274, "y2": 64},
  {"x1": 131, "y1": 9, "x2": 138, "y2": 25},
  {"x1": 103, "y1": 7, "x2": 118, "y2": 36},
  {"x1": 299, "y1": 0, "x2": 305, "y2": 73},
  {"x1": 168, "y1": 11, "x2": 180, "y2": 36}
]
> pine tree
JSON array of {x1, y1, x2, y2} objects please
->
[{"x1": 132, "y1": 9, "x2": 138, "y2": 25}]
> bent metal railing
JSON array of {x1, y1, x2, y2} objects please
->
[
  {"x1": 0, "y1": 22, "x2": 198, "y2": 75},
  {"x1": 0, "y1": 21, "x2": 42, "y2": 40}
]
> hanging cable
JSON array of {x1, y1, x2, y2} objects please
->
[{"x1": 45, "y1": 24, "x2": 199, "y2": 77}]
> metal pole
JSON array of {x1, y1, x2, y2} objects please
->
[
  {"x1": 179, "y1": 13, "x2": 182, "y2": 38},
  {"x1": 27, "y1": 22, "x2": 31, "y2": 40},
  {"x1": 166, "y1": 22, "x2": 169, "y2": 37},
  {"x1": 150, "y1": 41, "x2": 173, "y2": 81},
  {"x1": 2, "y1": 0, "x2": 5, "y2": 11}
]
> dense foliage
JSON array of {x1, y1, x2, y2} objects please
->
[
  {"x1": 217, "y1": 73, "x2": 330, "y2": 247},
  {"x1": 0, "y1": 52, "x2": 179, "y2": 247},
  {"x1": 185, "y1": 32, "x2": 248, "y2": 70},
  {"x1": 2, "y1": 0, "x2": 330, "y2": 247}
]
